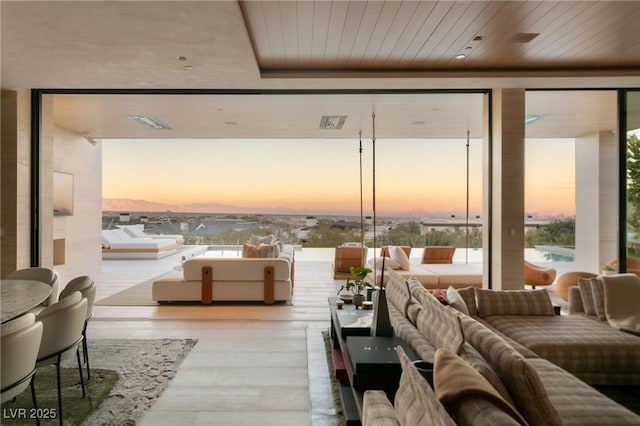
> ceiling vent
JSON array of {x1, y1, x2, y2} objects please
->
[
  {"x1": 510, "y1": 33, "x2": 539, "y2": 43},
  {"x1": 319, "y1": 115, "x2": 347, "y2": 130},
  {"x1": 127, "y1": 115, "x2": 171, "y2": 130}
]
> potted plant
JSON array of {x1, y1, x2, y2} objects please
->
[
  {"x1": 344, "y1": 266, "x2": 373, "y2": 307},
  {"x1": 601, "y1": 263, "x2": 616, "y2": 275}
]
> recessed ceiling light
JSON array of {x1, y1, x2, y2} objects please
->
[
  {"x1": 178, "y1": 56, "x2": 187, "y2": 61},
  {"x1": 127, "y1": 115, "x2": 171, "y2": 130},
  {"x1": 320, "y1": 115, "x2": 347, "y2": 130},
  {"x1": 455, "y1": 53, "x2": 466, "y2": 59},
  {"x1": 183, "y1": 65, "x2": 194, "y2": 71}
]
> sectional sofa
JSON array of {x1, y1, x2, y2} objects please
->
[
  {"x1": 152, "y1": 243, "x2": 294, "y2": 304},
  {"x1": 366, "y1": 269, "x2": 640, "y2": 426},
  {"x1": 366, "y1": 245, "x2": 483, "y2": 288}
]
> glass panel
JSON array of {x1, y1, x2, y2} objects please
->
[
  {"x1": 625, "y1": 90, "x2": 640, "y2": 273},
  {"x1": 525, "y1": 91, "x2": 618, "y2": 276}
]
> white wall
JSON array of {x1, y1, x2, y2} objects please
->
[
  {"x1": 52, "y1": 125, "x2": 102, "y2": 285},
  {"x1": 575, "y1": 130, "x2": 618, "y2": 271}
]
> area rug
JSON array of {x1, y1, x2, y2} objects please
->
[
  {"x1": 322, "y1": 330, "x2": 345, "y2": 426},
  {"x1": 1, "y1": 338, "x2": 197, "y2": 425}
]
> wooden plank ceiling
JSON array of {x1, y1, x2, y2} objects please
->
[{"x1": 239, "y1": 1, "x2": 640, "y2": 74}]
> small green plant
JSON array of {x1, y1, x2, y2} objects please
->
[
  {"x1": 602, "y1": 263, "x2": 616, "y2": 272},
  {"x1": 344, "y1": 266, "x2": 373, "y2": 295}
]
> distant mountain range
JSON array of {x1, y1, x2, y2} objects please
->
[{"x1": 102, "y1": 198, "x2": 363, "y2": 216}]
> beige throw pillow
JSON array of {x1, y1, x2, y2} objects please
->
[
  {"x1": 242, "y1": 244, "x2": 259, "y2": 258},
  {"x1": 389, "y1": 245, "x2": 411, "y2": 271}
]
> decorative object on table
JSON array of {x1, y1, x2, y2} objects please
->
[
  {"x1": 371, "y1": 288, "x2": 393, "y2": 337},
  {"x1": 338, "y1": 266, "x2": 373, "y2": 307}
]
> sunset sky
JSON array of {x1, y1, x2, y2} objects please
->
[{"x1": 102, "y1": 137, "x2": 576, "y2": 217}]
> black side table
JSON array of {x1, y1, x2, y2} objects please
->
[{"x1": 346, "y1": 335, "x2": 418, "y2": 400}]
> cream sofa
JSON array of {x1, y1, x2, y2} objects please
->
[
  {"x1": 152, "y1": 245, "x2": 294, "y2": 304},
  {"x1": 370, "y1": 269, "x2": 640, "y2": 426}
]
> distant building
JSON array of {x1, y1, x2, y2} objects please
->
[
  {"x1": 305, "y1": 216, "x2": 318, "y2": 227},
  {"x1": 119, "y1": 212, "x2": 130, "y2": 222}
]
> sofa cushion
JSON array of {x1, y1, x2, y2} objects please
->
[
  {"x1": 528, "y1": 357, "x2": 640, "y2": 425},
  {"x1": 459, "y1": 316, "x2": 562, "y2": 426},
  {"x1": 434, "y1": 348, "x2": 526, "y2": 426},
  {"x1": 447, "y1": 286, "x2": 469, "y2": 315},
  {"x1": 385, "y1": 269, "x2": 411, "y2": 315},
  {"x1": 249, "y1": 234, "x2": 273, "y2": 245},
  {"x1": 389, "y1": 245, "x2": 411, "y2": 271},
  {"x1": 393, "y1": 346, "x2": 455, "y2": 426},
  {"x1": 458, "y1": 342, "x2": 515, "y2": 407},
  {"x1": 475, "y1": 288, "x2": 554, "y2": 317},
  {"x1": 457, "y1": 287, "x2": 478, "y2": 316},
  {"x1": 416, "y1": 290, "x2": 464, "y2": 355},
  {"x1": 601, "y1": 273, "x2": 640, "y2": 334},
  {"x1": 368, "y1": 256, "x2": 402, "y2": 270},
  {"x1": 406, "y1": 277, "x2": 425, "y2": 325},
  {"x1": 242, "y1": 244, "x2": 259, "y2": 258},
  {"x1": 362, "y1": 390, "x2": 400, "y2": 426},
  {"x1": 578, "y1": 277, "x2": 597, "y2": 316},
  {"x1": 257, "y1": 243, "x2": 276, "y2": 258},
  {"x1": 589, "y1": 277, "x2": 607, "y2": 321}
]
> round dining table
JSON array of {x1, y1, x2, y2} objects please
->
[{"x1": 1, "y1": 279, "x2": 52, "y2": 323}]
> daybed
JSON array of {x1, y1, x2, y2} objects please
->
[
  {"x1": 101, "y1": 229, "x2": 177, "y2": 259},
  {"x1": 366, "y1": 245, "x2": 483, "y2": 289},
  {"x1": 372, "y1": 269, "x2": 640, "y2": 425},
  {"x1": 152, "y1": 243, "x2": 294, "y2": 304},
  {"x1": 117, "y1": 224, "x2": 184, "y2": 244}
]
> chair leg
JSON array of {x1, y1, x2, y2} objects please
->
[
  {"x1": 76, "y1": 348, "x2": 85, "y2": 398},
  {"x1": 82, "y1": 322, "x2": 90, "y2": 380},
  {"x1": 30, "y1": 375, "x2": 40, "y2": 426},
  {"x1": 56, "y1": 358, "x2": 63, "y2": 426}
]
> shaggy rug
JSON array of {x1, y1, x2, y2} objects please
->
[
  {"x1": 1, "y1": 338, "x2": 197, "y2": 425},
  {"x1": 321, "y1": 330, "x2": 345, "y2": 426}
]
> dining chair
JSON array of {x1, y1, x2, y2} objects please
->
[
  {"x1": 59, "y1": 276, "x2": 96, "y2": 380},
  {"x1": 6, "y1": 267, "x2": 60, "y2": 309},
  {"x1": 1, "y1": 313, "x2": 44, "y2": 426},
  {"x1": 35, "y1": 292, "x2": 88, "y2": 426}
]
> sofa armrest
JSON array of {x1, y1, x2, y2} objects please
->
[
  {"x1": 363, "y1": 390, "x2": 400, "y2": 426},
  {"x1": 568, "y1": 286, "x2": 585, "y2": 314}
]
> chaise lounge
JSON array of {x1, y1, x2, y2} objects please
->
[
  {"x1": 101, "y1": 229, "x2": 178, "y2": 259},
  {"x1": 117, "y1": 224, "x2": 184, "y2": 244}
]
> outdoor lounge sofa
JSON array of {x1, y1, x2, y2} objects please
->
[
  {"x1": 366, "y1": 245, "x2": 483, "y2": 288},
  {"x1": 370, "y1": 269, "x2": 640, "y2": 425},
  {"x1": 152, "y1": 244, "x2": 295, "y2": 304},
  {"x1": 101, "y1": 229, "x2": 177, "y2": 259}
]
